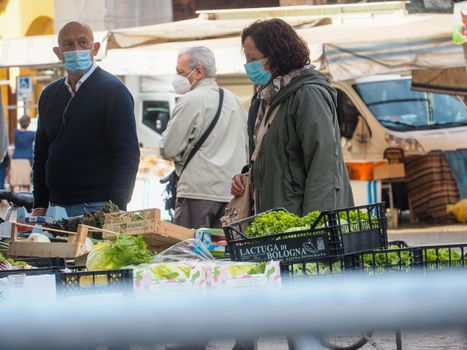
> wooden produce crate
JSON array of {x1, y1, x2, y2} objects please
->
[
  {"x1": 102, "y1": 208, "x2": 193, "y2": 251},
  {"x1": 8, "y1": 223, "x2": 92, "y2": 258}
]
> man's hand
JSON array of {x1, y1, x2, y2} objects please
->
[
  {"x1": 231, "y1": 174, "x2": 246, "y2": 197},
  {"x1": 31, "y1": 208, "x2": 47, "y2": 216}
]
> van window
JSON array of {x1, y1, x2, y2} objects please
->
[
  {"x1": 354, "y1": 79, "x2": 467, "y2": 131},
  {"x1": 142, "y1": 101, "x2": 170, "y2": 135}
]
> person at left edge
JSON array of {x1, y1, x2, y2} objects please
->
[
  {"x1": 32, "y1": 21, "x2": 140, "y2": 217},
  {"x1": 0, "y1": 94, "x2": 7, "y2": 163},
  {"x1": 0, "y1": 94, "x2": 9, "y2": 197}
]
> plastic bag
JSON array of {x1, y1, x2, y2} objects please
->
[{"x1": 152, "y1": 238, "x2": 214, "y2": 263}]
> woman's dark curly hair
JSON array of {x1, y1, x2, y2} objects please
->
[{"x1": 241, "y1": 18, "x2": 310, "y2": 76}]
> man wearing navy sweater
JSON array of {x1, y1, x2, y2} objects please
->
[{"x1": 32, "y1": 22, "x2": 140, "y2": 217}]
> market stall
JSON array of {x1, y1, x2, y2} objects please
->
[{"x1": 2, "y1": 201, "x2": 467, "y2": 350}]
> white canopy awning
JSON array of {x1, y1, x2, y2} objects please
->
[
  {"x1": 101, "y1": 14, "x2": 465, "y2": 82},
  {"x1": 101, "y1": 36, "x2": 248, "y2": 76},
  {"x1": 108, "y1": 16, "x2": 330, "y2": 48},
  {"x1": 99, "y1": 15, "x2": 329, "y2": 76},
  {"x1": 310, "y1": 14, "x2": 465, "y2": 81},
  {"x1": 1, "y1": 9, "x2": 463, "y2": 83},
  {"x1": 0, "y1": 15, "x2": 329, "y2": 69},
  {"x1": 0, "y1": 31, "x2": 109, "y2": 68}
]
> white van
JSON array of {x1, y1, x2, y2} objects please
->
[
  {"x1": 123, "y1": 75, "x2": 177, "y2": 148},
  {"x1": 126, "y1": 74, "x2": 254, "y2": 148},
  {"x1": 128, "y1": 73, "x2": 467, "y2": 156},
  {"x1": 332, "y1": 74, "x2": 467, "y2": 215},
  {"x1": 334, "y1": 74, "x2": 467, "y2": 161}
]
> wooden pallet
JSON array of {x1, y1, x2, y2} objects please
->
[{"x1": 103, "y1": 208, "x2": 194, "y2": 251}]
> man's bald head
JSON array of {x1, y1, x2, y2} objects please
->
[
  {"x1": 53, "y1": 21, "x2": 100, "y2": 69},
  {"x1": 58, "y1": 21, "x2": 94, "y2": 44}
]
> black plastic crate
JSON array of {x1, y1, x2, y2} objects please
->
[
  {"x1": 223, "y1": 203, "x2": 387, "y2": 263},
  {"x1": 418, "y1": 244, "x2": 467, "y2": 269},
  {"x1": 55, "y1": 269, "x2": 134, "y2": 296},
  {"x1": 280, "y1": 257, "x2": 347, "y2": 279},
  {"x1": 280, "y1": 243, "x2": 467, "y2": 278},
  {"x1": 353, "y1": 243, "x2": 467, "y2": 272},
  {"x1": 0, "y1": 257, "x2": 67, "y2": 278},
  {"x1": 22, "y1": 257, "x2": 67, "y2": 269}
]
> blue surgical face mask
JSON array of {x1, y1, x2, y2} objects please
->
[
  {"x1": 244, "y1": 59, "x2": 272, "y2": 86},
  {"x1": 63, "y1": 49, "x2": 93, "y2": 75}
]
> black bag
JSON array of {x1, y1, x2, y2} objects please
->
[
  {"x1": 161, "y1": 170, "x2": 179, "y2": 211},
  {"x1": 160, "y1": 88, "x2": 224, "y2": 211}
]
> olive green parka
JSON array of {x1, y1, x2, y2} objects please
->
[{"x1": 248, "y1": 68, "x2": 354, "y2": 216}]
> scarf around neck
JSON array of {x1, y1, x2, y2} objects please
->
[{"x1": 254, "y1": 66, "x2": 309, "y2": 143}]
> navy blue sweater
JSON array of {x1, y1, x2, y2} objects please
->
[{"x1": 33, "y1": 67, "x2": 140, "y2": 210}]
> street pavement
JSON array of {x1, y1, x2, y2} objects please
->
[{"x1": 388, "y1": 212, "x2": 467, "y2": 245}]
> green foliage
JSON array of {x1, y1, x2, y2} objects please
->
[
  {"x1": 12, "y1": 260, "x2": 30, "y2": 268},
  {"x1": 362, "y1": 245, "x2": 411, "y2": 268},
  {"x1": 343, "y1": 210, "x2": 369, "y2": 223},
  {"x1": 292, "y1": 261, "x2": 343, "y2": 276},
  {"x1": 425, "y1": 248, "x2": 462, "y2": 267},
  {"x1": 0, "y1": 252, "x2": 31, "y2": 269},
  {"x1": 245, "y1": 211, "x2": 301, "y2": 237},
  {"x1": 245, "y1": 209, "x2": 374, "y2": 237},
  {"x1": 339, "y1": 210, "x2": 372, "y2": 233},
  {"x1": 299, "y1": 211, "x2": 322, "y2": 227},
  {"x1": 86, "y1": 234, "x2": 152, "y2": 271},
  {"x1": 361, "y1": 247, "x2": 463, "y2": 270},
  {"x1": 289, "y1": 246, "x2": 466, "y2": 277}
]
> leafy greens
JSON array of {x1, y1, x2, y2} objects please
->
[{"x1": 86, "y1": 234, "x2": 152, "y2": 271}]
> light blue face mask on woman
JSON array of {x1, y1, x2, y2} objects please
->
[
  {"x1": 63, "y1": 49, "x2": 93, "y2": 75},
  {"x1": 244, "y1": 59, "x2": 272, "y2": 86}
]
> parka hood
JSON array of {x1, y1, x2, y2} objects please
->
[
  {"x1": 271, "y1": 67, "x2": 337, "y2": 108},
  {"x1": 247, "y1": 65, "x2": 354, "y2": 215}
]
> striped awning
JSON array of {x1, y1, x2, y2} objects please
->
[
  {"x1": 303, "y1": 14, "x2": 466, "y2": 81},
  {"x1": 324, "y1": 35, "x2": 463, "y2": 82}
]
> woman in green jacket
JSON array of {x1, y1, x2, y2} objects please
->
[{"x1": 231, "y1": 18, "x2": 354, "y2": 216}]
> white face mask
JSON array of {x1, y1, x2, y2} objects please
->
[{"x1": 172, "y1": 69, "x2": 196, "y2": 94}]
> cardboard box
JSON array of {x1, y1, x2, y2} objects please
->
[
  {"x1": 373, "y1": 163, "x2": 405, "y2": 180},
  {"x1": 132, "y1": 261, "x2": 281, "y2": 294},
  {"x1": 346, "y1": 161, "x2": 387, "y2": 180},
  {"x1": 132, "y1": 262, "x2": 209, "y2": 294},
  {"x1": 208, "y1": 261, "x2": 281, "y2": 289},
  {"x1": 103, "y1": 208, "x2": 194, "y2": 252}
]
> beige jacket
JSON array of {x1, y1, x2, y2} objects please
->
[{"x1": 160, "y1": 78, "x2": 248, "y2": 202}]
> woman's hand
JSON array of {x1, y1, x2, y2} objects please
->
[{"x1": 231, "y1": 174, "x2": 245, "y2": 197}]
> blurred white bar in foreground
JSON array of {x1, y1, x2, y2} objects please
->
[{"x1": 1, "y1": 271, "x2": 467, "y2": 349}]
